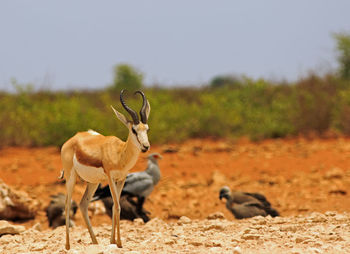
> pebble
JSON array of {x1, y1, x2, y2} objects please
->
[
  {"x1": 205, "y1": 240, "x2": 222, "y2": 247},
  {"x1": 177, "y1": 216, "x2": 191, "y2": 225},
  {"x1": 241, "y1": 234, "x2": 260, "y2": 240},
  {"x1": 84, "y1": 245, "x2": 104, "y2": 254},
  {"x1": 164, "y1": 237, "x2": 176, "y2": 245},
  {"x1": 133, "y1": 218, "x2": 144, "y2": 226},
  {"x1": 309, "y1": 212, "x2": 327, "y2": 223},
  {"x1": 295, "y1": 235, "x2": 310, "y2": 243},
  {"x1": 0, "y1": 220, "x2": 25, "y2": 235},
  {"x1": 207, "y1": 212, "x2": 225, "y2": 220},
  {"x1": 325, "y1": 211, "x2": 337, "y2": 217},
  {"x1": 233, "y1": 246, "x2": 242, "y2": 254},
  {"x1": 187, "y1": 238, "x2": 203, "y2": 246},
  {"x1": 31, "y1": 222, "x2": 42, "y2": 232},
  {"x1": 204, "y1": 222, "x2": 225, "y2": 231},
  {"x1": 279, "y1": 225, "x2": 299, "y2": 232},
  {"x1": 30, "y1": 243, "x2": 47, "y2": 251}
]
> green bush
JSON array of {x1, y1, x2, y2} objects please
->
[
  {"x1": 110, "y1": 64, "x2": 143, "y2": 91},
  {"x1": 334, "y1": 33, "x2": 350, "y2": 80}
]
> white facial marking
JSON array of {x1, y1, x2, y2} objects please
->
[{"x1": 131, "y1": 123, "x2": 150, "y2": 152}]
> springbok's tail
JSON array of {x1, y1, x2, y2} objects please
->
[{"x1": 58, "y1": 169, "x2": 65, "y2": 180}]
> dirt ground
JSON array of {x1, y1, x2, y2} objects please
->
[{"x1": 1, "y1": 137, "x2": 350, "y2": 253}]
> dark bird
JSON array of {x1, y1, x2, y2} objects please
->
[
  {"x1": 92, "y1": 153, "x2": 162, "y2": 220},
  {"x1": 219, "y1": 186, "x2": 279, "y2": 219},
  {"x1": 100, "y1": 194, "x2": 150, "y2": 222},
  {"x1": 46, "y1": 193, "x2": 78, "y2": 229}
]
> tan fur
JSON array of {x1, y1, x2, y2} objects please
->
[{"x1": 61, "y1": 131, "x2": 140, "y2": 176}]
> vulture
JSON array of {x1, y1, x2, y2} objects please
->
[
  {"x1": 46, "y1": 193, "x2": 78, "y2": 228},
  {"x1": 100, "y1": 194, "x2": 150, "y2": 222},
  {"x1": 92, "y1": 153, "x2": 162, "y2": 222},
  {"x1": 219, "y1": 186, "x2": 279, "y2": 219}
]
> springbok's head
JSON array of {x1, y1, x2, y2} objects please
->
[{"x1": 111, "y1": 90, "x2": 151, "y2": 153}]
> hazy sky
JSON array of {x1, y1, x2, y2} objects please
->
[{"x1": 1, "y1": 1, "x2": 350, "y2": 91}]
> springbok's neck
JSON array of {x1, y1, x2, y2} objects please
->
[{"x1": 119, "y1": 132, "x2": 140, "y2": 171}]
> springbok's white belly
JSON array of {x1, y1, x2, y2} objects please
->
[{"x1": 73, "y1": 154, "x2": 128, "y2": 183}]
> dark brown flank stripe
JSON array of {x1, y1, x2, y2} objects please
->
[{"x1": 75, "y1": 148, "x2": 103, "y2": 168}]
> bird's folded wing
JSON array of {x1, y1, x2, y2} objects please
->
[
  {"x1": 243, "y1": 192, "x2": 271, "y2": 206},
  {"x1": 243, "y1": 201, "x2": 265, "y2": 209},
  {"x1": 123, "y1": 173, "x2": 154, "y2": 195}
]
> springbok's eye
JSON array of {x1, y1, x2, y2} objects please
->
[{"x1": 132, "y1": 128, "x2": 137, "y2": 135}]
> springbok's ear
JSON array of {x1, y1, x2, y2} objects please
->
[
  {"x1": 111, "y1": 105, "x2": 129, "y2": 127},
  {"x1": 146, "y1": 100, "x2": 151, "y2": 120}
]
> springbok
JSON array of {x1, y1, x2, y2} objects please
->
[{"x1": 61, "y1": 90, "x2": 150, "y2": 250}]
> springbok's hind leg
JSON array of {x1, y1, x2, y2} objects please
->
[
  {"x1": 65, "y1": 169, "x2": 77, "y2": 250},
  {"x1": 80, "y1": 182, "x2": 99, "y2": 244}
]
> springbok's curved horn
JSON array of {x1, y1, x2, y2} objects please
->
[
  {"x1": 134, "y1": 90, "x2": 148, "y2": 124},
  {"x1": 120, "y1": 89, "x2": 139, "y2": 124}
]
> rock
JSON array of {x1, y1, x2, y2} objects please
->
[
  {"x1": 290, "y1": 248, "x2": 303, "y2": 254},
  {"x1": 279, "y1": 225, "x2": 298, "y2": 232},
  {"x1": 308, "y1": 212, "x2": 327, "y2": 223},
  {"x1": 308, "y1": 247, "x2": 323, "y2": 253},
  {"x1": 252, "y1": 216, "x2": 267, "y2": 225},
  {"x1": 0, "y1": 220, "x2": 25, "y2": 235},
  {"x1": 241, "y1": 234, "x2": 260, "y2": 240},
  {"x1": 0, "y1": 179, "x2": 39, "y2": 220},
  {"x1": 177, "y1": 216, "x2": 191, "y2": 225},
  {"x1": 208, "y1": 247, "x2": 222, "y2": 253},
  {"x1": 145, "y1": 217, "x2": 165, "y2": 229},
  {"x1": 295, "y1": 235, "x2": 310, "y2": 243},
  {"x1": 207, "y1": 212, "x2": 225, "y2": 220},
  {"x1": 30, "y1": 243, "x2": 47, "y2": 251},
  {"x1": 233, "y1": 246, "x2": 242, "y2": 254},
  {"x1": 164, "y1": 237, "x2": 176, "y2": 245},
  {"x1": 105, "y1": 244, "x2": 119, "y2": 253},
  {"x1": 324, "y1": 168, "x2": 344, "y2": 179},
  {"x1": 31, "y1": 222, "x2": 41, "y2": 232},
  {"x1": 204, "y1": 222, "x2": 225, "y2": 231},
  {"x1": 133, "y1": 218, "x2": 144, "y2": 225},
  {"x1": 205, "y1": 240, "x2": 222, "y2": 247},
  {"x1": 325, "y1": 211, "x2": 337, "y2": 217},
  {"x1": 84, "y1": 245, "x2": 104, "y2": 254},
  {"x1": 187, "y1": 237, "x2": 204, "y2": 246}
]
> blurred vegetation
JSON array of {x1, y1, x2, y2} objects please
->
[
  {"x1": 334, "y1": 33, "x2": 350, "y2": 80},
  {"x1": 110, "y1": 64, "x2": 144, "y2": 91},
  {"x1": 1, "y1": 34, "x2": 350, "y2": 147},
  {"x1": 1, "y1": 73, "x2": 350, "y2": 147}
]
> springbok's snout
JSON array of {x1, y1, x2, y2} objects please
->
[{"x1": 142, "y1": 145, "x2": 150, "y2": 153}]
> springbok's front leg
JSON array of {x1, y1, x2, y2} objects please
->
[
  {"x1": 107, "y1": 174, "x2": 126, "y2": 247},
  {"x1": 80, "y1": 182, "x2": 99, "y2": 244},
  {"x1": 65, "y1": 169, "x2": 77, "y2": 250}
]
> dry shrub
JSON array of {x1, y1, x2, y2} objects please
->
[{"x1": 293, "y1": 74, "x2": 337, "y2": 136}]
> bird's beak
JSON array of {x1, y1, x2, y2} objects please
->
[
  {"x1": 219, "y1": 193, "x2": 223, "y2": 200},
  {"x1": 152, "y1": 154, "x2": 162, "y2": 160}
]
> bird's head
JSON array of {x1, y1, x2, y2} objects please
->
[
  {"x1": 219, "y1": 186, "x2": 231, "y2": 200},
  {"x1": 147, "y1": 153, "x2": 162, "y2": 163}
]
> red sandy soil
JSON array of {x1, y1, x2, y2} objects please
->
[{"x1": 1, "y1": 137, "x2": 350, "y2": 230}]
